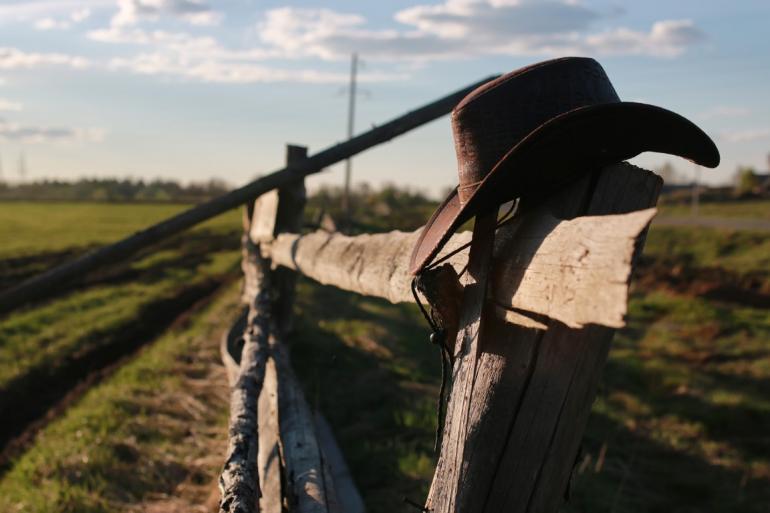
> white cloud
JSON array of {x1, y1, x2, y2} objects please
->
[
  {"x1": 698, "y1": 105, "x2": 750, "y2": 121},
  {"x1": 72, "y1": 8, "x2": 92, "y2": 23},
  {"x1": 255, "y1": 2, "x2": 707, "y2": 61},
  {"x1": 0, "y1": 98, "x2": 23, "y2": 111},
  {"x1": 0, "y1": 1, "x2": 107, "y2": 25},
  {"x1": 89, "y1": 24, "x2": 398, "y2": 83},
  {"x1": 111, "y1": 0, "x2": 222, "y2": 27},
  {"x1": 719, "y1": 129, "x2": 770, "y2": 143},
  {"x1": 0, "y1": 118, "x2": 104, "y2": 143},
  {"x1": 34, "y1": 8, "x2": 91, "y2": 30},
  {"x1": 0, "y1": 47, "x2": 90, "y2": 69},
  {"x1": 81, "y1": 1, "x2": 707, "y2": 84},
  {"x1": 395, "y1": 0, "x2": 599, "y2": 39},
  {"x1": 583, "y1": 19, "x2": 705, "y2": 57},
  {"x1": 107, "y1": 51, "x2": 402, "y2": 83}
]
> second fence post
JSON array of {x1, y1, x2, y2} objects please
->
[{"x1": 273, "y1": 144, "x2": 308, "y2": 335}]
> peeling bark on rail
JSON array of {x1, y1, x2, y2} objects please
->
[
  {"x1": 261, "y1": 163, "x2": 656, "y2": 329},
  {"x1": 219, "y1": 259, "x2": 272, "y2": 513}
]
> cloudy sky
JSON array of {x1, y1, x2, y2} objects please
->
[{"x1": 0, "y1": 0, "x2": 768, "y2": 195}]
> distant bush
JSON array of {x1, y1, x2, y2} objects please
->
[
  {"x1": 306, "y1": 183, "x2": 438, "y2": 233},
  {"x1": 733, "y1": 166, "x2": 762, "y2": 196}
]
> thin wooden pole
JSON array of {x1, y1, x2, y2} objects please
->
[{"x1": 0, "y1": 75, "x2": 498, "y2": 315}]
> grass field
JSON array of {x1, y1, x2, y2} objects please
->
[
  {"x1": 1, "y1": 199, "x2": 769, "y2": 512},
  {"x1": 287, "y1": 221, "x2": 770, "y2": 512},
  {"x1": 0, "y1": 201, "x2": 242, "y2": 479},
  {"x1": 659, "y1": 199, "x2": 770, "y2": 220},
  {"x1": 0, "y1": 202, "x2": 241, "y2": 386},
  {"x1": 0, "y1": 281, "x2": 241, "y2": 512}
]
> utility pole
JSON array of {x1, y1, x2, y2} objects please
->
[
  {"x1": 342, "y1": 52, "x2": 358, "y2": 233},
  {"x1": 691, "y1": 162, "x2": 700, "y2": 217},
  {"x1": 18, "y1": 151, "x2": 27, "y2": 183}
]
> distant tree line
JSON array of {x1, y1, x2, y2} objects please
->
[
  {"x1": 0, "y1": 176, "x2": 439, "y2": 231},
  {"x1": 0, "y1": 178, "x2": 231, "y2": 203},
  {"x1": 306, "y1": 182, "x2": 438, "y2": 233},
  {"x1": 656, "y1": 159, "x2": 770, "y2": 200}
]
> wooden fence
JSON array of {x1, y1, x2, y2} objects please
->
[
  {"x1": 220, "y1": 141, "x2": 661, "y2": 512},
  {"x1": 0, "y1": 74, "x2": 662, "y2": 512}
]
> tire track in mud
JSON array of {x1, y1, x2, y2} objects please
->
[{"x1": 0, "y1": 275, "x2": 236, "y2": 475}]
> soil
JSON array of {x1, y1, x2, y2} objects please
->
[
  {"x1": 0, "y1": 276, "x2": 235, "y2": 475},
  {"x1": 634, "y1": 257, "x2": 770, "y2": 308}
]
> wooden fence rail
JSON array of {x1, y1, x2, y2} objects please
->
[{"x1": 0, "y1": 75, "x2": 496, "y2": 315}]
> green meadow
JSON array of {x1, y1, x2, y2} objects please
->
[{"x1": 0, "y1": 199, "x2": 768, "y2": 512}]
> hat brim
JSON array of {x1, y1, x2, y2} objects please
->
[{"x1": 409, "y1": 101, "x2": 720, "y2": 275}]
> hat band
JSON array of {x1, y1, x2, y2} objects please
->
[{"x1": 457, "y1": 180, "x2": 483, "y2": 204}]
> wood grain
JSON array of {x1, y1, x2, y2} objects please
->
[
  {"x1": 261, "y1": 163, "x2": 656, "y2": 329},
  {"x1": 425, "y1": 164, "x2": 662, "y2": 513}
]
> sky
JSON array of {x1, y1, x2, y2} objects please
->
[{"x1": 0, "y1": 0, "x2": 768, "y2": 197}]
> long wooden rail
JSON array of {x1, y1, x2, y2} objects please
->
[{"x1": 0, "y1": 75, "x2": 497, "y2": 315}]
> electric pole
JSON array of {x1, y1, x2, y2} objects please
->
[
  {"x1": 18, "y1": 151, "x2": 27, "y2": 183},
  {"x1": 691, "y1": 162, "x2": 700, "y2": 217},
  {"x1": 342, "y1": 52, "x2": 358, "y2": 233}
]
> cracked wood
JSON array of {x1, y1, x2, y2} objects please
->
[{"x1": 261, "y1": 162, "x2": 655, "y2": 330}]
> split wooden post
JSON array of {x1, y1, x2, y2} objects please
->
[
  {"x1": 221, "y1": 144, "x2": 309, "y2": 513},
  {"x1": 219, "y1": 245, "x2": 271, "y2": 513},
  {"x1": 425, "y1": 165, "x2": 662, "y2": 512},
  {"x1": 228, "y1": 143, "x2": 344, "y2": 512}
]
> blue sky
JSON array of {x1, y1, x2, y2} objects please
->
[{"x1": 0, "y1": 0, "x2": 768, "y2": 196}]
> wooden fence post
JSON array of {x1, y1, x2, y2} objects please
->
[
  {"x1": 426, "y1": 165, "x2": 662, "y2": 513},
  {"x1": 273, "y1": 145, "x2": 308, "y2": 335},
  {"x1": 224, "y1": 144, "x2": 347, "y2": 513}
]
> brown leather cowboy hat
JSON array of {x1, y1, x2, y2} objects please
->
[{"x1": 409, "y1": 57, "x2": 719, "y2": 275}]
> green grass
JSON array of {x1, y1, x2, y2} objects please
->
[
  {"x1": 0, "y1": 201, "x2": 237, "y2": 258},
  {"x1": 0, "y1": 281, "x2": 241, "y2": 512},
  {"x1": 644, "y1": 225, "x2": 770, "y2": 278},
  {"x1": 566, "y1": 289, "x2": 770, "y2": 512},
  {"x1": 2, "y1": 199, "x2": 769, "y2": 512},
  {"x1": 0, "y1": 201, "x2": 241, "y2": 415},
  {"x1": 289, "y1": 279, "x2": 441, "y2": 512},
  {"x1": 659, "y1": 199, "x2": 770, "y2": 220},
  {"x1": 283, "y1": 223, "x2": 770, "y2": 512}
]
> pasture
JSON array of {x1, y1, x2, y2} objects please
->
[{"x1": 0, "y1": 199, "x2": 768, "y2": 512}]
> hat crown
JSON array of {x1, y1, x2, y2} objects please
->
[{"x1": 452, "y1": 57, "x2": 620, "y2": 202}]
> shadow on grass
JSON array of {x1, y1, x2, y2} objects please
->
[
  {"x1": 604, "y1": 357, "x2": 770, "y2": 463},
  {"x1": 286, "y1": 279, "x2": 770, "y2": 512},
  {"x1": 288, "y1": 278, "x2": 441, "y2": 513},
  {"x1": 568, "y1": 410, "x2": 770, "y2": 513}
]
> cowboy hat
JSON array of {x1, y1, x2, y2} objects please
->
[{"x1": 409, "y1": 57, "x2": 719, "y2": 275}]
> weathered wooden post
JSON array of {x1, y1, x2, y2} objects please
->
[
  {"x1": 222, "y1": 144, "x2": 348, "y2": 513},
  {"x1": 273, "y1": 145, "x2": 308, "y2": 335},
  {"x1": 425, "y1": 165, "x2": 661, "y2": 513}
]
